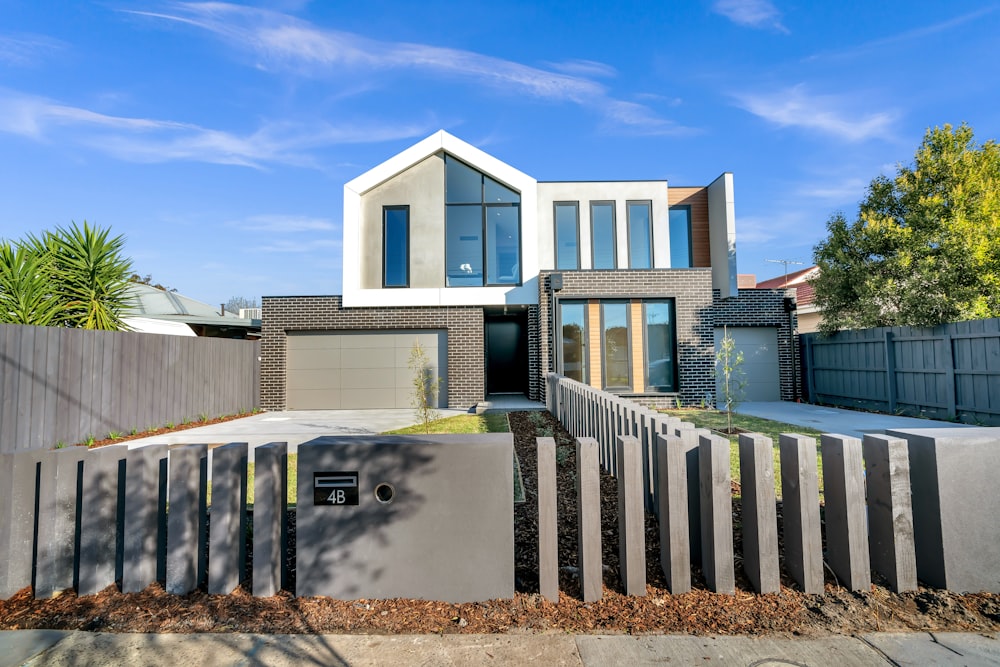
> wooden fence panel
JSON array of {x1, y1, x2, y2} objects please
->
[
  {"x1": 0, "y1": 323, "x2": 259, "y2": 453},
  {"x1": 801, "y1": 318, "x2": 1000, "y2": 426}
]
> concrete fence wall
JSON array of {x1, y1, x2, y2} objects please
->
[
  {"x1": 544, "y1": 372, "x2": 1000, "y2": 596},
  {"x1": 0, "y1": 323, "x2": 260, "y2": 453}
]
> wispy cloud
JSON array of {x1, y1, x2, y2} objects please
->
[
  {"x1": 0, "y1": 33, "x2": 66, "y2": 66},
  {"x1": 0, "y1": 89, "x2": 433, "y2": 167},
  {"x1": 796, "y1": 177, "x2": 867, "y2": 201},
  {"x1": 126, "y1": 2, "x2": 692, "y2": 136},
  {"x1": 231, "y1": 214, "x2": 336, "y2": 232},
  {"x1": 808, "y1": 6, "x2": 997, "y2": 61},
  {"x1": 712, "y1": 0, "x2": 788, "y2": 33},
  {"x1": 733, "y1": 85, "x2": 896, "y2": 142},
  {"x1": 253, "y1": 239, "x2": 341, "y2": 253}
]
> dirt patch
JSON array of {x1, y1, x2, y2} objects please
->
[{"x1": 2, "y1": 410, "x2": 998, "y2": 636}]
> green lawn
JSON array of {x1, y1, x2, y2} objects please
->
[{"x1": 662, "y1": 408, "x2": 826, "y2": 498}]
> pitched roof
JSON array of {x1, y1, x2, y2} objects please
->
[{"x1": 755, "y1": 265, "x2": 819, "y2": 288}]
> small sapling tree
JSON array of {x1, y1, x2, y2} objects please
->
[
  {"x1": 409, "y1": 339, "x2": 441, "y2": 433},
  {"x1": 715, "y1": 326, "x2": 747, "y2": 433}
]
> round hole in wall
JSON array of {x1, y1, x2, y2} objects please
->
[{"x1": 374, "y1": 482, "x2": 395, "y2": 504}]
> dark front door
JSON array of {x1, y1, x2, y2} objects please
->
[{"x1": 486, "y1": 312, "x2": 528, "y2": 394}]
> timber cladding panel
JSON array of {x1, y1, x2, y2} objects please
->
[
  {"x1": 668, "y1": 187, "x2": 710, "y2": 268},
  {"x1": 260, "y1": 296, "x2": 485, "y2": 410}
]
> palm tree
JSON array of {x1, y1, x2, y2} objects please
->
[{"x1": 0, "y1": 241, "x2": 64, "y2": 326}]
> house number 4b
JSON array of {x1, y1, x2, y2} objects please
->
[{"x1": 327, "y1": 489, "x2": 347, "y2": 504}]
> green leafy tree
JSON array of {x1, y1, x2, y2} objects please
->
[
  {"x1": 813, "y1": 123, "x2": 1000, "y2": 333},
  {"x1": 0, "y1": 222, "x2": 134, "y2": 330},
  {"x1": 408, "y1": 339, "x2": 441, "y2": 433},
  {"x1": 715, "y1": 326, "x2": 746, "y2": 434}
]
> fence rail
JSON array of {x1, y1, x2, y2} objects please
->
[
  {"x1": 800, "y1": 319, "x2": 1000, "y2": 426},
  {"x1": 0, "y1": 323, "x2": 260, "y2": 453}
]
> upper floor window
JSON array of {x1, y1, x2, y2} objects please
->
[
  {"x1": 383, "y1": 206, "x2": 409, "y2": 287},
  {"x1": 591, "y1": 201, "x2": 617, "y2": 269},
  {"x1": 669, "y1": 205, "x2": 693, "y2": 268},
  {"x1": 445, "y1": 155, "x2": 521, "y2": 286},
  {"x1": 627, "y1": 201, "x2": 652, "y2": 269},
  {"x1": 554, "y1": 202, "x2": 579, "y2": 270}
]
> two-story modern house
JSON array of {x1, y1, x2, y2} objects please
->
[{"x1": 260, "y1": 131, "x2": 796, "y2": 411}]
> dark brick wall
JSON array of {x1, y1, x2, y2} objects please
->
[
  {"x1": 713, "y1": 288, "x2": 799, "y2": 401},
  {"x1": 538, "y1": 269, "x2": 717, "y2": 407},
  {"x1": 260, "y1": 296, "x2": 485, "y2": 410}
]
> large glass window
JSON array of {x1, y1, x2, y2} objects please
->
[
  {"x1": 669, "y1": 206, "x2": 693, "y2": 268},
  {"x1": 445, "y1": 155, "x2": 520, "y2": 286},
  {"x1": 559, "y1": 301, "x2": 588, "y2": 383},
  {"x1": 627, "y1": 201, "x2": 652, "y2": 269},
  {"x1": 555, "y1": 202, "x2": 579, "y2": 270},
  {"x1": 591, "y1": 201, "x2": 616, "y2": 269},
  {"x1": 644, "y1": 300, "x2": 677, "y2": 391},
  {"x1": 383, "y1": 206, "x2": 409, "y2": 287},
  {"x1": 602, "y1": 301, "x2": 631, "y2": 390}
]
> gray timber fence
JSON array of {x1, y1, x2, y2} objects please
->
[
  {"x1": 0, "y1": 323, "x2": 260, "y2": 453},
  {"x1": 800, "y1": 318, "x2": 1000, "y2": 426}
]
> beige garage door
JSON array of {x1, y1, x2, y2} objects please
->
[
  {"x1": 714, "y1": 327, "x2": 780, "y2": 403},
  {"x1": 286, "y1": 330, "x2": 447, "y2": 409}
]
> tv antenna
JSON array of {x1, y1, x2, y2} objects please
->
[{"x1": 765, "y1": 258, "x2": 804, "y2": 287}]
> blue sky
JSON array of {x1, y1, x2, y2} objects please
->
[{"x1": 2, "y1": 1, "x2": 998, "y2": 307}]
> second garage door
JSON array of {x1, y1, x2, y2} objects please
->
[
  {"x1": 286, "y1": 330, "x2": 447, "y2": 409},
  {"x1": 714, "y1": 327, "x2": 780, "y2": 403}
]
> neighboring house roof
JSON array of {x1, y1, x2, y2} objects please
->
[
  {"x1": 756, "y1": 265, "x2": 819, "y2": 308},
  {"x1": 123, "y1": 284, "x2": 260, "y2": 338}
]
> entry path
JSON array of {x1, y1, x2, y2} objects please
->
[{"x1": 736, "y1": 401, "x2": 975, "y2": 440}]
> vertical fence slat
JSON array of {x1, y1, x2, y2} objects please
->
[
  {"x1": 576, "y1": 436, "x2": 602, "y2": 602},
  {"x1": 821, "y1": 434, "x2": 871, "y2": 591},
  {"x1": 536, "y1": 437, "x2": 559, "y2": 603}
]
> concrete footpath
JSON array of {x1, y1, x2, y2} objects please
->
[{"x1": 1, "y1": 630, "x2": 997, "y2": 666}]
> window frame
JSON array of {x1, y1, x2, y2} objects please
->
[
  {"x1": 600, "y1": 300, "x2": 632, "y2": 391},
  {"x1": 444, "y1": 154, "x2": 521, "y2": 287},
  {"x1": 556, "y1": 299, "x2": 589, "y2": 384},
  {"x1": 554, "y1": 201, "x2": 580, "y2": 270},
  {"x1": 626, "y1": 200, "x2": 653, "y2": 269},
  {"x1": 382, "y1": 205, "x2": 410, "y2": 288},
  {"x1": 642, "y1": 299, "x2": 678, "y2": 392},
  {"x1": 668, "y1": 205, "x2": 693, "y2": 269},
  {"x1": 590, "y1": 200, "x2": 617, "y2": 270}
]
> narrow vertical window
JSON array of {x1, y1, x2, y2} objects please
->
[
  {"x1": 591, "y1": 201, "x2": 616, "y2": 269},
  {"x1": 555, "y1": 202, "x2": 580, "y2": 270},
  {"x1": 601, "y1": 301, "x2": 631, "y2": 390},
  {"x1": 627, "y1": 201, "x2": 652, "y2": 269},
  {"x1": 669, "y1": 206, "x2": 693, "y2": 268},
  {"x1": 383, "y1": 206, "x2": 409, "y2": 287},
  {"x1": 644, "y1": 300, "x2": 677, "y2": 392},
  {"x1": 559, "y1": 301, "x2": 587, "y2": 383}
]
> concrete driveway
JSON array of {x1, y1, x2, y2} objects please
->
[
  {"x1": 736, "y1": 401, "x2": 976, "y2": 440},
  {"x1": 122, "y1": 408, "x2": 469, "y2": 461}
]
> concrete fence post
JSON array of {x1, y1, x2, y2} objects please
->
[
  {"x1": 863, "y1": 434, "x2": 917, "y2": 593},
  {"x1": 656, "y1": 433, "x2": 691, "y2": 593},
  {"x1": 35, "y1": 447, "x2": 87, "y2": 599},
  {"x1": 678, "y1": 427, "x2": 709, "y2": 563},
  {"x1": 253, "y1": 441, "x2": 288, "y2": 597},
  {"x1": 576, "y1": 437, "x2": 602, "y2": 602},
  {"x1": 209, "y1": 442, "x2": 248, "y2": 595},
  {"x1": 699, "y1": 433, "x2": 735, "y2": 594},
  {"x1": 0, "y1": 450, "x2": 41, "y2": 599},
  {"x1": 821, "y1": 434, "x2": 871, "y2": 591},
  {"x1": 122, "y1": 444, "x2": 168, "y2": 594},
  {"x1": 537, "y1": 437, "x2": 559, "y2": 602},
  {"x1": 166, "y1": 443, "x2": 207, "y2": 595},
  {"x1": 778, "y1": 434, "x2": 824, "y2": 594},
  {"x1": 617, "y1": 435, "x2": 646, "y2": 596},
  {"x1": 79, "y1": 446, "x2": 126, "y2": 596},
  {"x1": 738, "y1": 433, "x2": 780, "y2": 594}
]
